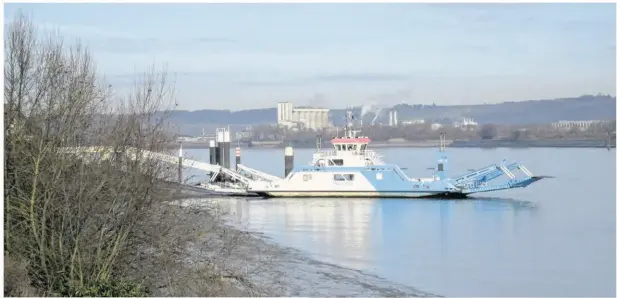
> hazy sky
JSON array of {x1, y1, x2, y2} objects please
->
[{"x1": 4, "y1": 3, "x2": 616, "y2": 111}]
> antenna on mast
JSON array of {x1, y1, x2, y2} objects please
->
[{"x1": 344, "y1": 108, "x2": 355, "y2": 138}]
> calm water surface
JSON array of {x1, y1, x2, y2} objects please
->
[{"x1": 183, "y1": 147, "x2": 616, "y2": 297}]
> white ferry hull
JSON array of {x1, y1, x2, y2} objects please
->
[{"x1": 260, "y1": 191, "x2": 452, "y2": 198}]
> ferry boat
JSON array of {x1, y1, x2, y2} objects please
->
[{"x1": 247, "y1": 110, "x2": 547, "y2": 198}]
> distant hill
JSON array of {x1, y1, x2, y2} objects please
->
[
  {"x1": 390, "y1": 94, "x2": 617, "y2": 125},
  {"x1": 168, "y1": 95, "x2": 616, "y2": 136}
]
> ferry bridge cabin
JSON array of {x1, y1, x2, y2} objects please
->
[{"x1": 312, "y1": 136, "x2": 383, "y2": 168}]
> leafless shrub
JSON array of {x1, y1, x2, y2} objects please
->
[
  {"x1": 4, "y1": 12, "x2": 268, "y2": 297},
  {"x1": 4, "y1": 255, "x2": 39, "y2": 297}
]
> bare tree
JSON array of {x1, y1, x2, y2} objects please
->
[
  {"x1": 4, "y1": 12, "x2": 178, "y2": 296},
  {"x1": 5, "y1": 12, "x2": 278, "y2": 298}
]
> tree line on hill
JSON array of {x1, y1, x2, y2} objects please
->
[{"x1": 168, "y1": 95, "x2": 616, "y2": 136}]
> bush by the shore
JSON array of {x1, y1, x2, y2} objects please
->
[{"x1": 3, "y1": 12, "x2": 267, "y2": 297}]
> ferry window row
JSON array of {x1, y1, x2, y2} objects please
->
[
  {"x1": 334, "y1": 144, "x2": 367, "y2": 151},
  {"x1": 314, "y1": 159, "x2": 344, "y2": 166},
  {"x1": 333, "y1": 174, "x2": 354, "y2": 181}
]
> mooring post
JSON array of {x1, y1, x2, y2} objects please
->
[
  {"x1": 209, "y1": 140, "x2": 216, "y2": 164},
  {"x1": 216, "y1": 129, "x2": 223, "y2": 165},
  {"x1": 284, "y1": 146, "x2": 294, "y2": 178},
  {"x1": 223, "y1": 129, "x2": 231, "y2": 169},
  {"x1": 178, "y1": 142, "x2": 183, "y2": 184},
  {"x1": 235, "y1": 147, "x2": 241, "y2": 171}
]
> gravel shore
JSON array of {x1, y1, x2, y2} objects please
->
[{"x1": 150, "y1": 196, "x2": 438, "y2": 297}]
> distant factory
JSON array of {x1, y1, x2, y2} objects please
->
[
  {"x1": 401, "y1": 119, "x2": 425, "y2": 126},
  {"x1": 453, "y1": 118, "x2": 478, "y2": 130},
  {"x1": 388, "y1": 109, "x2": 398, "y2": 126},
  {"x1": 277, "y1": 102, "x2": 330, "y2": 130}
]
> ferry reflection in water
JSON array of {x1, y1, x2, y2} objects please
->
[
  {"x1": 226, "y1": 198, "x2": 379, "y2": 271},
  {"x1": 223, "y1": 196, "x2": 538, "y2": 296}
]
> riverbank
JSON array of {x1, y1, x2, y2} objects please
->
[{"x1": 138, "y1": 195, "x2": 436, "y2": 296}]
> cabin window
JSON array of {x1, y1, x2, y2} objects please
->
[
  {"x1": 328, "y1": 160, "x2": 335, "y2": 166},
  {"x1": 347, "y1": 144, "x2": 353, "y2": 150},
  {"x1": 438, "y1": 163, "x2": 444, "y2": 171},
  {"x1": 303, "y1": 174, "x2": 312, "y2": 181},
  {"x1": 351, "y1": 145, "x2": 357, "y2": 151},
  {"x1": 333, "y1": 174, "x2": 346, "y2": 181},
  {"x1": 360, "y1": 144, "x2": 367, "y2": 151},
  {"x1": 332, "y1": 159, "x2": 344, "y2": 166},
  {"x1": 314, "y1": 159, "x2": 326, "y2": 167},
  {"x1": 333, "y1": 174, "x2": 354, "y2": 181},
  {"x1": 335, "y1": 144, "x2": 342, "y2": 150}
]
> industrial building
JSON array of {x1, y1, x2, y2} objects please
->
[
  {"x1": 277, "y1": 102, "x2": 330, "y2": 130},
  {"x1": 453, "y1": 118, "x2": 478, "y2": 129},
  {"x1": 277, "y1": 102, "x2": 293, "y2": 124},
  {"x1": 388, "y1": 109, "x2": 399, "y2": 126},
  {"x1": 401, "y1": 119, "x2": 426, "y2": 126}
]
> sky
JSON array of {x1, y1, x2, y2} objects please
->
[{"x1": 3, "y1": 3, "x2": 616, "y2": 111}]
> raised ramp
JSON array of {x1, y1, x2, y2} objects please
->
[
  {"x1": 218, "y1": 167, "x2": 254, "y2": 185},
  {"x1": 452, "y1": 162, "x2": 533, "y2": 187},
  {"x1": 237, "y1": 164, "x2": 282, "y2": 182},
  {"x1": 461, "y1": 176, "x2": 549, "y2": 194},
  {"x1": 451, "y1": 160, "x2": 551, "y2": 194}
]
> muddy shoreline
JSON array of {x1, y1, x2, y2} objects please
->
[{"x1": 152, "y1": 196, "x2": 437, "y2": 297}]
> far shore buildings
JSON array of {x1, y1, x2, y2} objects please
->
[
  {"x1": 551, "y1": 120, "x2": 608, "y2": 131},
  {"x1": 277, "y1": 102, "x2": 330, "y2": 131}
]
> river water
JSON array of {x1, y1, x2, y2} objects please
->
[{"x1": 182, "y1": 147, "x2": 616, "y2": 297}]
